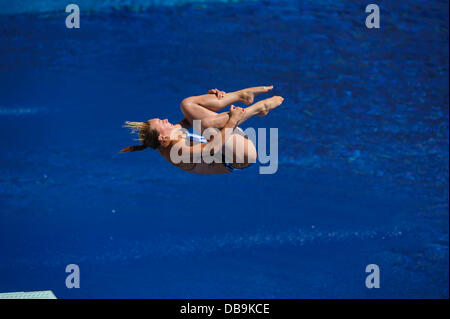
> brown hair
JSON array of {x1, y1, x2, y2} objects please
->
[{"x1": 121, "y1": 121, "x2": 160, "y2": 152}]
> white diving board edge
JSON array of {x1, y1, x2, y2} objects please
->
[{"x1": 0, "y1": 290, "x2": 57, "y2": 299}]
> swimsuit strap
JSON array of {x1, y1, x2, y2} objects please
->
[{"x1": 186, "y1": 132, "x2": 208, "y2": 144}]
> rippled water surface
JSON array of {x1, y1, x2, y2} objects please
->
[{"x1": 0, "y1": 0, "x2": 448, "y2": 298}]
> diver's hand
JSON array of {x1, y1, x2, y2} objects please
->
[
  {"x1": 208, "y1": 88, "x2": 226, "y2": 99},
  {"x1": 229, "y1": 105, "x2": 245, "y2": 124}
]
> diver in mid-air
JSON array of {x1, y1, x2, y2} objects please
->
[{"x1": 121, "y1": 86, "x2": 283, "y2": 174}]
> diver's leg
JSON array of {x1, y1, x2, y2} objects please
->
[
  {"x1": 223, "y1": 96, "x2": 283, "y2": 169},
  {"x1": 202, "y1": 96, "x2": 283, "y2": 170},
  {"x1": 180, "y1": 99, "x2": 219, "y2": 127},
  {"x1": 182, "y1": 85, "x2": 273, "y2": 113},
  {"x1": 201, "y1": 96, "x2": 284, "y2": 130},
  {"x1": 225, "y1": 133, "x2": 257, "y2": 169}
]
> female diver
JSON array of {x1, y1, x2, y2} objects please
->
[{"x1": 121, "y1": 86, "x2": 284, "y2": 174}]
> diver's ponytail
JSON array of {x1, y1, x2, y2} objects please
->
[
  {"x1": 122, "y1": 120, "x2": 161, "y2": 151},
  {"x1": 120, "y1": 144, "x2": 147, "y2": 153}
]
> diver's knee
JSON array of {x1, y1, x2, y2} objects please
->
[
  {"x1": 202, "y1": 117, "x2": 214, "y2": 129},
  {"x1": 180, "y1": 97, "x2": 195, "y2": 114}
]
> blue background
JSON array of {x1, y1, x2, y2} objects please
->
[{"x1": 0, "y1": 0, "x2": 448, "y2": 298}]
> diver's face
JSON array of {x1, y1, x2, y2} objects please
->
[{"x1": 149, "y1": 118, "x2": 174, "y2": 137}]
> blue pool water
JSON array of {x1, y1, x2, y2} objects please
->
[{"x1": 0, "y1": 0, "x2": 448, "y2": 298}]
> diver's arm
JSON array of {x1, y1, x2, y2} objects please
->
[
  {"x1": 208, "y1": 88, "x2": 226, "y2": 99},
  {"x1": 177, "y1": 118, "x2": 192, "y2": 130},
  {"x1": 189, "y1": 105, "x2": 244, "y2": 159}
]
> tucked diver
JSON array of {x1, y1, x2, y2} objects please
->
[{"x1": 121, "y1": 86, "x2": 284, "y2": 174}]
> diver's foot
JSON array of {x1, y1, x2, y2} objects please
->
[
  {"x1": 258, "y1": 96, "x2": 284, "y2": 117},
  {"x1": 240, "y1": 85, "x2": 274, "y2": 105}
]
